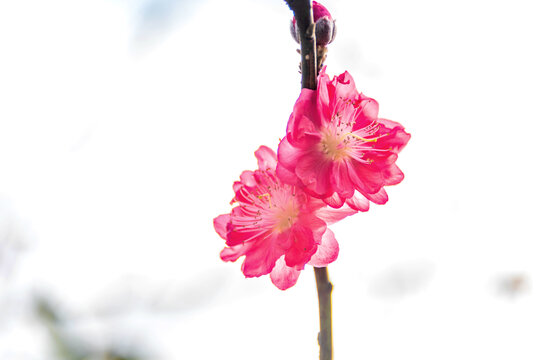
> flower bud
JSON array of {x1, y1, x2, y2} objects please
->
[{"x1": 290, "y1": 1, "x2": 337, "y2": 46}]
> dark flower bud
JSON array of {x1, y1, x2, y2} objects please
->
[{"x1": 290, "y1": 1, "x2": 336, "y2": 46}]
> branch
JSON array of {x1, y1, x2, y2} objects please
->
[
  {"x1": 284, "y1": 0, "x2": 317, "y2": 90},
  {"x1": 314, "y1": 267, "x2": 333, "y2": 360},
  {"x1": 285, "y1": 2, "x2": 332, "y2": 359}
]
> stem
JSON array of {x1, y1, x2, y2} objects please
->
[
  {"x1": 314, "y1": 267, "x2": 333, "y2": 360},
  {"x1": 284, "y1": 1, "x2": 332, "y2": 359},
  {"x1": 283, "y1": 0, "x2": 318, "y2": 90}
]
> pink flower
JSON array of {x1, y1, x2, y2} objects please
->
[
  {"x1": 214, "y1": 146, "x2": 355, "y2": 290},
  {"x1": 277, "y1": 68, "x2": 411, "y2": 210}
]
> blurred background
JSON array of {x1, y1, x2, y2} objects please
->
[{"x1": 1, "y1": 0, "x2": 538, "y2": 359}]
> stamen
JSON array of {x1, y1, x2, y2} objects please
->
[
  {"x1": 257, "y1": 193, "x2": 272, "y2": 207},
  {"x1": 347, "y1": 133, "x2": 382, "y2": 142}
]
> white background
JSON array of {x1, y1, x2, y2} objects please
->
[{"x1": 1, "y1": 0, "x2": 538, "y2": 359}]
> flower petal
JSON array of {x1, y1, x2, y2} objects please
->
[
  {"x1": 284, "y1": 224, "x2": 316, "y2": 268},
  {"x1": 213, "y1": 214, "x2": 230, "y2": 240},
  {"x1": 333, "y1": 71, "x2": 359, "y2": 105},
  {"x1": 285, "y1": 215, "x2": 326, "y2": 268},
  {"x1": 288, "y1": 90, "x2": 322, "y2": 141},
  {"x1": 270, "y1": 256, "x2": 301, "y2": 290},
  {"x1": 241, "y1": 232, "x2": 286, "y2": 277},
  {"x1": 345, "y1": 160, "x2": 382, "y2": 195},
  {"x1": 363, "y1": 188, "x2": 388, "y2": 205},
  {"x1": 255, "y1": 145, "x2": 277, "y2": 171},
  {"x1": 345, "y1": 193, "x2": 370, "y2": 212},
  {"x1": 239, "y1": 170, "x2": 256, "y2": 187},
  {"x1": 330, "y1": 161, "x2": 355, "y2": 199},
  {"x1": 382, "y1": 163, "x2": 405, "y2": 186},
  {"x1": 315, "y1": 204, "x2": 357, "y2": 225},
  {"x1": 276, "y1": 136, "x2": 303, "y2": 185},
  {"x1": 276, "y1": 162, "x2": 300, "y2": 185},
  {"x1": 317, "y1": 68, "x2": 333, "y2": 121},
  {"x1": 352, "y1": 95, "x2": 379, "y2": 125},
  {"x1": 323, "y1": 192, "x2": 346, "y2": 208},
  {"x1": 220, "y1": 243, "x2": 252, "y2": 262},
  {"x1": 296, "y1": 152, "x2": 333, "y2": 198},
  {"x1": 376, "y1": 118, "x2": 411, "y2": 153},
  {"x1": 308, "y1": 229, "x2": 339, "y2": 267}
]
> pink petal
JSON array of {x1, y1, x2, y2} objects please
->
[
  {"x1": 296, "y1": 152, "x2": 333, "y2": 198},
  {"x1": 315, "y1": 204, "x2": 358, "y2": 225},
  {"x1": 363, "y1": 153, "x2": 404, "y2": 186},
  {"x1": 220, "y1": 243, "x2": 252, "y2": 262},
  {"x1": 241, "y1": 232, "x2": 288, "y2": 277},
  {"x1": 347, "y1": 155, "x2": 401, "y2": 194},
  {"x1": 213, "y1": 214, "x2": 230, "y2": 240},
  {"x1": 353, "y1": 95, "x2": 379, "y2": 124},
  {"x1": 317, "y1": 69, "x2": 333, "y2": 121},
  {"x1": 227, "y1": 207, "x2": 270, "y2": 246},
  {"x1": 308, "y1": 229, "x2": 339, "y2": 267},
  {"x1": 345, "y1": 161, "x2": 389, "y2": 204},
  {"x1": 270, "y1": 256, "x2": 301, "y2": 290},
  {"x1": 330, "y1": 161, "x2": 355, "y2": 199},
  {"x1": 232, "y1": 181, "x2": 242, "y2": 193},
  {"x1": 239, "y1": 170, "x2": 256, "y2": 187},
  {"x1": 303, "y1": 213, "x2": 327, "y2": 243},
  {"x1": 363, "y1": 188, "x2": 388, "y2": 205},
  {"x1": 305, "y1": 196, "x2": 328, "y2": 213},
  {"x1": 332, "y1": 71, "x2": 359, "y2": 106},
  {"x1": 276, "y1": 136, "x2": 303, "y2": 185},
  {"x1": 285, "y1": 215, "x2": 326, "y2": 268},
  {"x1": 233, "y1": 183, "x2": 252, "y2": 204},
  {"x1": 323, "y1": 192, "x2": 346, "y2": 208},
  {"x1": 345, "y1": 160, "x2": 383, "y2": 195},
  {"x1": 276, "y1": 162, "x2": 300, "y2": 185},
  {"x1": 284, "y1": 223, "x2": 317, "y2": 268},
  {"x1": 345, "y1": 193, "x2": 370, "y2": 212},
  {"x1": 374, "y1": 121, "x2": 411, "y2": 154},
  {"x1": 382, "y1": 163, "x2": 405, "y2": 186},
  {"x1": 226, "y1": 228, "x2": 267, "y2": 246},
  {"x1": 255, "y1": 145, "x2": 277, "y2": 171},
  {"x1": 288, "y1": 90, "x2": 321, "y2": 143}
]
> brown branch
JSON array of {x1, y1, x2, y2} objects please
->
[
  {"x1": 285, "y1": 2, "x2": 332, "y2": 359},
  {"x1": 284, "y1": 0, "x2": 318, "y2": 90},
  {"x1": 314, "y1": 267, "x2": 333, "y2": 360}
]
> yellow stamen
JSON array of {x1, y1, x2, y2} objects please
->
[
  {"x1": 347, "y1": 133, "x2": 379, "y2": 142},
  {"x1": 257, "y1": 193, "x2": 272, "y2": 207}
]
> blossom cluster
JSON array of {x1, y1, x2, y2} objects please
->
[{"x1": 213, "y1": 3, "x2": 410, "y2": 290}]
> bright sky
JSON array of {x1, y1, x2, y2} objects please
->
[{"x1": 1, "y1": 0, "x2": 539, "y2": 359}]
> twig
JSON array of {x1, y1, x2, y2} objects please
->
[
  {"x1": 283, "y1": 0, "x2": 318, "y2": 90},
  {"x1": 284, "y1": 2, "x2": 333, "y2": 359},
  {"x1": 314, "y1": 267, "x2": 333, "y2": 360}
]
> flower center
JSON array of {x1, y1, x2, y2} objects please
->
[
  {"x1": 319, "y1": 129, "x2": 349, "y2": 161},
  {"x1": 318, "y1": 118, "x2": 386, "y2": 163},
  {"x1": 273, "y1": 201, "x2": 299, "y2": 232}
]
